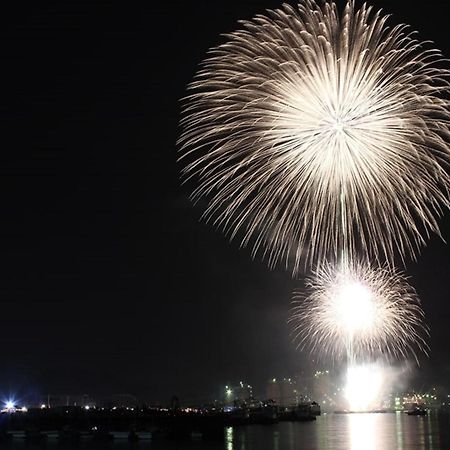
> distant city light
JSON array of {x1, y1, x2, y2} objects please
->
[{"x1": 5, "y1": 401, "x2": 15, "y2": 410}]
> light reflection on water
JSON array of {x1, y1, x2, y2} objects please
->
[
  {"x1": 4, "y1": 412, "x2": 450, "y2": 450},
  {"x1": 220, "y1": 413, "x2": 450, "y2": 450},
  {"x1": 349, "y1": 413, "x2": 378, "y2": 450}
]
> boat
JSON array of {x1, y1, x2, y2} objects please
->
[
  {"x1": 292, "y1": 403, "x2": 317, "y2": 421},
  {"x1": 309, "y1": 401, "x2": 321, "y2": 416},
  {"x1": 248, "y1": 402, "x2": 278, "y2": 424},
  {"x1": 406, "y1": 405, "x2": 427, "y2": 416}
]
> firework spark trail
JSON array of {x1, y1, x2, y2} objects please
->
[
  {"x1": 289, "y1": 261, "x2": 429, "y2": 363},
  {"x1": 178, "y1": 0, "x2": 450, "y2": 273}
]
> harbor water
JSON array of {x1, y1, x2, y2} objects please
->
[{"x1": 5, "y1": 412, "x2": 450, "y2": 450}]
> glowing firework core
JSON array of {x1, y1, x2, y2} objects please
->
[
  {"x1": 332, "y1": 120, "x2": 345, "y2": 133},
  {"x1": 334, "y1": 281, "x2": 375, "y2": 335}
]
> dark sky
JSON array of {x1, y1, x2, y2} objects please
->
[{"x1": 0, "y1": 0, "x2": 449, "y2": 405}]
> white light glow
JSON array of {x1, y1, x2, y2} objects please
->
[
  {"x1": 345, "y1": 364, "x2": 383, "y2": 411},
  {"x1": 349, "y1": 413, "x2": 378, "y2": 450},
  {"x1": 335, "y1": 281, "x2": 375, "y2": 335}
]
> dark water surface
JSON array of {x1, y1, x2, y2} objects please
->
[{"x1": 7, "y1": 412, "x2": 450, "y2": 450}]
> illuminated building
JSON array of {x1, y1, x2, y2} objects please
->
[
  {"x1": 266, "y1": 378, "x2": 298, "y2": 407},
  {"x1": 223, "y1": 382, "x2": 253, "y2": 406},
  {"x1": 40, "y1": 394, "x2": 96, "y2": 409}
]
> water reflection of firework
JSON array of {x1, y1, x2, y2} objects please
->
[{"x1": 290, "y1": 261, "x2": 428, "y2": 362}]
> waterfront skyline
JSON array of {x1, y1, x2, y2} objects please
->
[{"x1": 0, "y1": 0, "x2": 449, "y2": 406}]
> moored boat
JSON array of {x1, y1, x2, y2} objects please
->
[{"x1": 406, "y1": 405, "x2": 427, "y2": 416}]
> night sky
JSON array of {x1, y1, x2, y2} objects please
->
[{"x1": 1, "y1": 0, "x2": 449, "y2": 405}]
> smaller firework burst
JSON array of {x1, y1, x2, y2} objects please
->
[{"x1": 290, "y1": 261, "x2": 428, "y2": 363}]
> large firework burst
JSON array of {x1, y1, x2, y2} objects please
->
[
  {"x1": 179, "y1": 0, "x2": 450, "y2": 273},
  {"x1": 290, "y1": 261, "x2": 428, "y2": 362}
]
